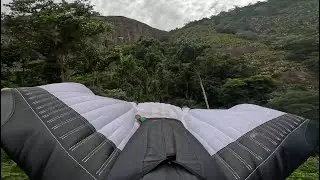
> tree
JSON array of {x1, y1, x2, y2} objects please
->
[
  {"x1": 267, "y1": 90, "x2": 319, "y2": 121},
  {"x1": 2, "y1": 0, "x2": 110, "y2": 84},
  {"x1": 219, "y1": 75, "x2": 278, "y2": 107}
]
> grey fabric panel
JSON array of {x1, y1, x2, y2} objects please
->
[
  {"x1": 1, "y1": 89, "x2": 14, "y2": 126},
  {"x1": 1, "y1": 88, "x2": 94, "y2": 180},
  {"x1": 1, "y1": 87, "x2": 120, "y2": 180},
  {"x1": 211, "y1": 114, "x2": 319, "y2": 180},
  {"x1": 106, "y1": 118, "x2": 224, "y2": 180},
  {"x1": 245, "y1": 119, "x2": 318, "y2": 180}
]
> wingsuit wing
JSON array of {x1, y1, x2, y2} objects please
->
[{"x1": 1, "y1": 83, "x2": 318, "y2": 180}]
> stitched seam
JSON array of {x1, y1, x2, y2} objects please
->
[
  {"x1": 287, "y1": 114, "x2": 303, "y2": 122},
  {"x1": 96, "y1": 149, "x2": 117, "y2": 175},
  {"x1": 24, "y1": 87, "x2": 98, "y2": 159},
  {"x1": 215, "y1": 154, "x2": 240, "y2": 179},
  {"x1": 244, "y1": 120, "x2": 308, "y2": 180},
  {"x1": 275, "y1": 122, "x2": 291, "y2": 133},
  {"x1": 272, "y1": 122, "x2": 289, "y2": 133},
  {"x1": 288, "y1": 116, "x2": 301, "y2": 124},
  {"x1": 40, "y1": 93, "x2": 96, "y2": 136},
  {"x1": 52, "y1": 117, "x2": 78, "y2": 130},
  {"x1": 256, "y1": 132, "x2": 277, "y2": 145},
  {"x1": 268, "y1": 124, "x2": 286, "y2": 135},
  {"x1": 47, "y1": 111, "x2": 72, "y2": 123},
  {"x1": 280, "y1": 119, "x2": 294, "y2": 128},
  {"x1": 82, "y1": 122, "x2": 123, "y2": 162},
  {"x1": 245, "y1": 135, "x2": 271, "y2": 152},
  {"x1": 28, "y1": 93, "x2": 49, "y2": 100},
  {"x1": 98, "y1": 149, "x2": 119, "y2": 176},
  {"x1": 82, "y1": 140, "x2": 108, "y2": 162},
  {"x1": 39, "y1": 103, "x2": 64, "y2": 114},
  {"x1": 16, "y1": 90, "x2": 97, "y2": 180},
  {"x1": 48, "y1": 95, "x2": 96, "y2": 134},
  {"x1": 235, "y1": 141, "x2": 262, "y2": 160},
  {"x1": 60, "y1": 124, "x2": 89, "y2": 139},
  {"x1": 259, "y1": 127, "x2": 281, "y2": 141},
  {"x1": 69, "y1": 133, "x2": 97, "y2": 151},
  {"x1": 42, "y1": 107, "x2": 70, "y2": 118},
  {"x1": 283, "y1": 116, "x2": 299, "y2": 125},
  {"x1": 32, "y1": 96, "x2": 56, "y2": 104},
  {"x1": 25, "y1": 90, "x2": 44, "y2": 95},
  {"x1": 227, "y1": 147, "x2": 253, "y2": 170},
  {"x1": 36, "y1": 100, "x2": 60, "y2": 110},
  {"x1": 97, "y1": 133, "x2": 116, "y2": 149},
  {"x1": 265, "y1": 125, "x2": 285, "y2": 137},
  {"x1": 38, "y1": 98, "x2": 72, "y2": 117}
]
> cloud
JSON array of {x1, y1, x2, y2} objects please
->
[
  {"x1": 1, "y1": 0, "x2": 11, "y2": 12},
  {"x1": 1, "y1": 0, "x2": 265, "y2": 31}
]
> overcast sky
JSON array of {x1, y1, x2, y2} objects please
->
[{"x1": 1, "y1": 0, "x2": 265, "y2": 31}]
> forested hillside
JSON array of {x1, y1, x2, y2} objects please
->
[
  {"x1": 169, "y1": 0, "x2": 319, "y2": 120},
  {"x1": 1, "y1": 0, "x2": 319, "y2": 179}
]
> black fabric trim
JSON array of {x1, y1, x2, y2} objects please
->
[
  {"x1": 212, "y1": 114, "x2": 317, "y2": 180},
  {"x1": 1, "y1": 87, "x2": 120, "y2": 180},
  {"x1": 106, "y1": 118, "x2": 218, "y2": 180},
  {"x1": 17, "y1": 87, "x2": 96, "y2": 142}
]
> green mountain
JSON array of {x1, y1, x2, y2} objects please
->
[
  {"x1": 95, "y1": 16, "x2": 168, "y2": 44},
  {"x1": 170, "y1": 0, "x2": 319, "y2": 77},
  {"x1": 167, "y1": 0, "x2": 319, "y2": 120}
]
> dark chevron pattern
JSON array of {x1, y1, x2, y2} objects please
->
[
  {"x1": 212, "y1": 114, "x2": 307, "y2": 180},
  {"x1": 17, "y1": 87, "x2": 120, "y2": 179}
]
